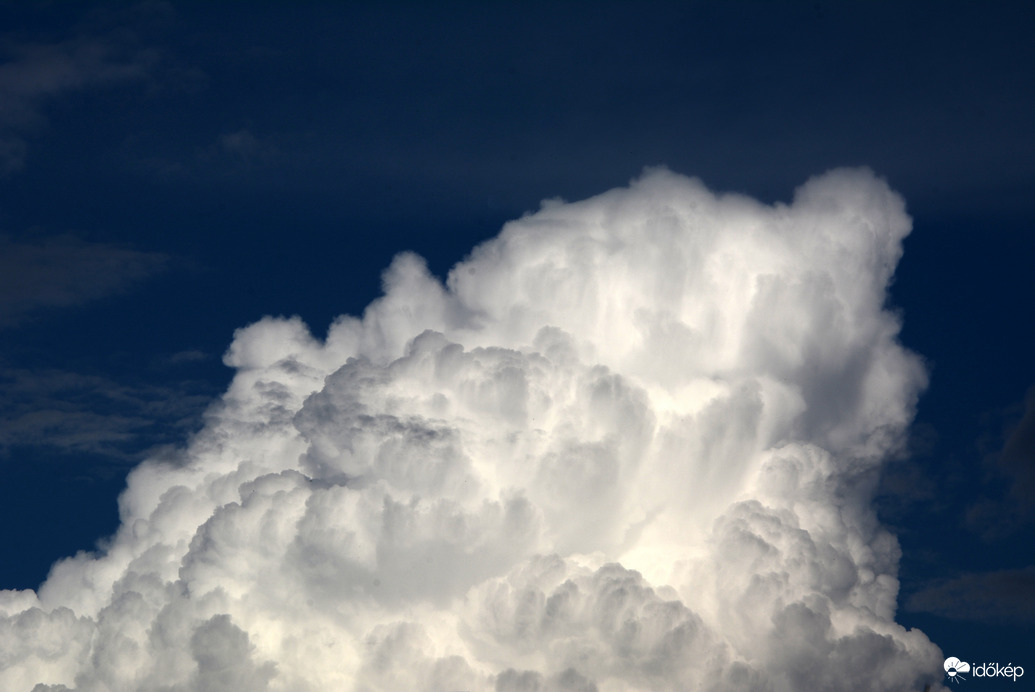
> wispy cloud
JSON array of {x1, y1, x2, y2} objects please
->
[
  {"x1": 0, "y1": 35, "x2": 154, "y2": 174},
  {"x1": 217, "y1": 129, "x2": 265, "y2": 160},
  {"x1": 136, "y1": 127, "x2": 282, "y2": 180},
  {"x1": 964, "y1": 386, "x2": 1035, "y2": 540},
  {"x1": 0, "y1": 235, "x2": 168, "y2": 326},
  {"x1": 998, "y1": 387, "x2": 1035, "y2": 506},
  {"x1": 0, "y1": 364, "x2": 214, "y2": 461},
  {"x1": 906, "y1": 567, "x2": 1035, "y2": 625}
]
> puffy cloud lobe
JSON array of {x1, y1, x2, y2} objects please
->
[{"x1": 0, "y1": 168, "x2": 945, "y2": 690}]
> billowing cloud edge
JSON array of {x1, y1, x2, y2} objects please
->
[{"x1": 1, "y1": 167, "x2": 946, "y2": 691}]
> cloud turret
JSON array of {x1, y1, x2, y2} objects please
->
[{"x1": 2, "y1": 168, "x2": 944, "y2": 691}]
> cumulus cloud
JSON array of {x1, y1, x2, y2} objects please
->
[{"x1": 0, "y1": 168, "x2": 945, "y2": 690}]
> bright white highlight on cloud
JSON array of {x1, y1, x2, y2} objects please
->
[{"x1": 0, "y1": 168, "x2": 944, "y2": 691}]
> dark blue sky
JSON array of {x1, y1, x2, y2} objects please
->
[{"x1": 1, "y1": 0, "x2": 1032, "y2": 670}]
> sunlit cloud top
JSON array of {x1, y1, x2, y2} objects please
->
[{"x1": 1, "y1": 168, "x2": 944, "y2": 691}]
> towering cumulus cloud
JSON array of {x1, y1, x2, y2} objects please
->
[{"x1": 0, "y1": 168, "x2": 944, "y2": 691}]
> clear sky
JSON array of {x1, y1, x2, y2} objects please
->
[{"x1": 1, "y1": 2, "x2": 1032, "y2": 690}]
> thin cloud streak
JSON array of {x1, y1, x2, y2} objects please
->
[
  {"x1": 906, "y1": 567, "x2": 1035, "y2": 626},
  {"x1": 0, "y1": 236, "x2": 168, "y2": 326},
  {"x1": 0, "y1": 35, "x2": 153, "y2": 174},
  {"x1": 0, "y1": 365, "x2": 212, "y2": 458}
]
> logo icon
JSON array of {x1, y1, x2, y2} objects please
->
[{"x1": 945, "y1": 657, "x2": 971, "y2": 684}]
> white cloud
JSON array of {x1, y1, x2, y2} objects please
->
[{"x1": 0, "y1": 168, "x2": 946, "y2": 690}]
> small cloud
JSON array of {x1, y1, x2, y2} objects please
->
[
  {"x1": 208, "y1": 128, "x2": 278, "y2": 167},
  {"x1": 219, "y1": 129, "x2": 260, "y2": 157},
  {"x1": 167, "y1": 349, "x2": 209, "y2": 365},
  {"x1": 0, "y1": 235, "x2": 168, "y2": 327},
  {"x1": 129, "y1": 128, "x2": 277, "y2": 180}
]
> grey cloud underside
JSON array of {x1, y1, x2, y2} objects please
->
[{"x1": 1, "y1": 169, "x2": 946, "y2": 691}]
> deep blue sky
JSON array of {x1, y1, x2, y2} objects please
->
[{"x1": 1, "y1": 0, "x2": 1032, "y2": 668}]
